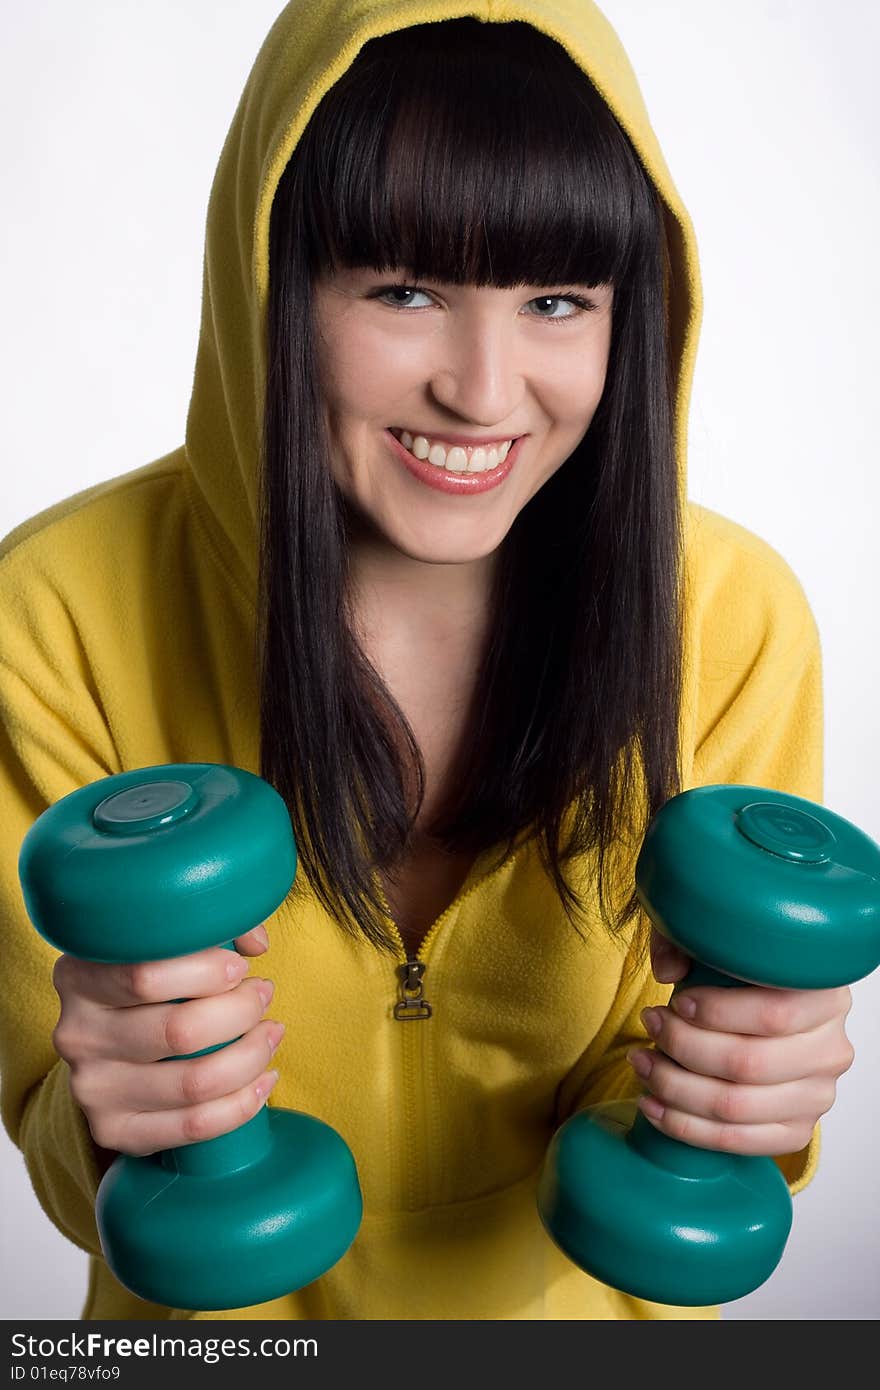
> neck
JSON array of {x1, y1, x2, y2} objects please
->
[{"x1": 343, "y1": 505, "x2": 498, "y2": 651}]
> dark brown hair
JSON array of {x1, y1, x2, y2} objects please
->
[{"x1": 258, "y1": 18, "x2": 682, "y2": 964}]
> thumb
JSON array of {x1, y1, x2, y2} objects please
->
[{"x1": 649, "y1": 925, "x2": 690, "y2": 984}]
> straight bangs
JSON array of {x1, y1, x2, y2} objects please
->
[{"x1": 295, "y1": 17, "x2": 654, "y2": 295}]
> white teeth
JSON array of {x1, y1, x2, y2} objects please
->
[
  {"x1": 393, "y1": 428, "x2": 515, "y2": 472},
  {"x1": 445, "y1": 446, "x2": 470, "y2": 472},
  {"x1": 428, "y1": 442, "x2": 450, "y2": 469}
]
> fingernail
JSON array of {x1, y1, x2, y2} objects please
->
[
  {"x1": 641, "y1": 1007, "x2": 662, "y2": 1038},
  {"x1": 257, "y1": 978, "x2": 275, "y2": 1007},
  {"x1": 626, "y1": 1047, "x2": 654, "y2": 1079},
  {"x1": 268, "y1": 1022, "x2": 286, "y2": 1053},
  {"x1": 253, "y1": 925, "x2": 269, "y2": 951},
  {"x1": 226, "y1": 955, "x2": 248, "y2": 982},
  {"x1": 671, "y1": 994, "x2": 696, "y2": 1019},
  {"x1": 254, "y1": 1069, "x2": 279, "y2": 1100},
  {"x1": 638, "y1": 1095, "x2": 665, "y2": 1121}
]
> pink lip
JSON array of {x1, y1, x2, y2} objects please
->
[{"x1": 383, "y1": 429, "x2": 524, "y2": 495}]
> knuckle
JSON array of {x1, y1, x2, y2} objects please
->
[
  {"x1": 52, "y1": 1018, "x2": 80, "y2": 1062},
  {"x1": 179, "y1": 1059, "x2": 216, "y2": 1106},
  {"x1": 51, "y1": 1018, "x2": 70, "y2": 1058},
  {"x1": 715, "y1": 1122, "x2": 746, "y2": 1153},
  {"x1": 838, "y1": 1040, "x2": 856, "y2": 1074},
  {"x1": 163, "y1": 1006, "x2": 198, "y2": 1058},
  {"x1": 120, "y1": 961, "x2": 159, "y2": 1002},
  {"x1": 180, "y1": 1105, "x2": 214, "y2": 1145},
  {"x1": 820, "y1": 1079, "x2": 838, "y2": 1114},
  {"x1": 712, "y1": 1084, "x2": 747, "y2": 1124},
  {"x1": 114, "y1": 1118, "x2": 153, "y2": 1159},
  {"x1": 116, "y1": 962, "x2": 138, "y2": 999},
  {"x1": 730, "y1": 1046, "x2": 765, "y2": 1085},
  {"x1": 88, "y1": 1116, "x2": 119, "y2": 1153},
  {"x1": 66, "y1": 1062, "x2": 91, "y2": 1108},
  {"x1": 756, "y1": 996, "x2": 790, "y2": 1037},
  {"x1": 669, "y1": 1109, "x2": 698, "y2": 1146}
]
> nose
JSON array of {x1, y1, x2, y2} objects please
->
[{"x1": 429, "y1": 310, "x2": 523, "y2": 426}]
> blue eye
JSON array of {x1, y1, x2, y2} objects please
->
[
  {"x1": 527, "y1": 294, "x2": 595, "y2": 321},
  {"x1": 375, "y1": 285, "x2": 434, "y2": 310}
]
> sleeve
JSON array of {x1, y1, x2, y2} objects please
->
[
  {"x1": 552, "y1": 918, "x2": 678, "y2": 1124},
  {"x1": 557, "y1": 525, "x2": 824, "y2": 1197},
  {"x1": 0, "y1": 551, "x2": 120, "y2": 1256},
  {"x1": 686, "y1": 530, "x2": 824, "y2": 1195}
]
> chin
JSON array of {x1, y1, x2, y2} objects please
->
[{"x1": 388, "y1": 525, "x2": 506, "y2": 567}]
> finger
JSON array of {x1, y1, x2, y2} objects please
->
[
  {"x1": 648, "y1": 927, "x2": 690, "y2": 984},
  {"x1": 80, "y1": 1019, "x2": 286, "y2": 1115},
  {"x1": 634, "y1": 1094, "x2": 817, "y2": 1157},
  {"x1": 97, "y1": 975, "x2": 275, "y2": 1064},
  {"x1": 640, "y1": 1006, "x2": 851, "y2": 1086},
  {"x1": 670, "y1": 984, "x2": 852, "y2": 1038},
  {"x1": 54, "y1": 946, "x2": 252, "y2": 1010},
  {"x1": 627, "y1": 1046, "x2": 836, "y2": 1126},
  {"x1": 101, "y1": 1068, "x2": 282, "y2": 1158},
  {"x1": 231, "y1": 923, "x2": 270, "y2": 957}
]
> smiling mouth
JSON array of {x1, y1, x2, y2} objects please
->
[{"x1": 389, "y1": 427, "x2": 519, "y2": 474}]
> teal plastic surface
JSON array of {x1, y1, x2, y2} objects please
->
[
  {"x1": 537, "y1": 1100, "x2": 792, "y2": 1306},
  {"x1": 96, "y1": 1108, "x2": 363, "y2": 1310},
  {"x1": 18, "y1": 764, "x2": 298, "y2": 963},
  {"x1": 19, "y1": 763, "x2": 363, "y2": 1311},
  {"x1": 538, "y1": 784, "x2": 880, "y2": 1306},
  {"x1": 635, "y1": 784, "x2": 880, "y2": 989}
]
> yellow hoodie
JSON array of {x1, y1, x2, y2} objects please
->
[{"x1": 0, "y1": 0, "x2": 822, "y2": 1321}]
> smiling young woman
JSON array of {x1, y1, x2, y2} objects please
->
[
  {"x1": 261, "y1": 18, "x2": 678, "y2": 960},
  {"x1": 1, "y1": 0, "x2": 833, "y2": 1325}
]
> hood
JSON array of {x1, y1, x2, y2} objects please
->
[{"x1": 183, "y1": 0, "x2": 703, "y2": 604}]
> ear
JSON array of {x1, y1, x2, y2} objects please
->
[{"x1": 648, "y1": 925, "x2": 691, "y2": 984}]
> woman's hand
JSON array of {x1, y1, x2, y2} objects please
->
[
  {"x1": 51, "y1": 924, "x2": 285, "y2": 1162},
  {"x1": 625, "y1": 928, "x2": 856, "y2": 1155}
]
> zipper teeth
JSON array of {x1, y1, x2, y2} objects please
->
[
  {"x1": 411, "y1": 832, "x2": 536, "y2": 963},
  {"x1": 379, "y1": 834, "x2": 534, "y2": 1208},
  {"x1": 405, "y1": 1009, "x2": 424, "y2": 1207}
]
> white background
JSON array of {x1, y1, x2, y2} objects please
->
[{"x1": 1, "y1": 0, "x2": 877, "y2": 1320}]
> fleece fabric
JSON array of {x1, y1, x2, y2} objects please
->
[{"x1": 0, "y1": 0, "x2": 822, "y2": 1321}]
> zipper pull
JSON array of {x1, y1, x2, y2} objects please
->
[{"x1": 394, "y1": 959, "x2": 433, "y2": 1020}]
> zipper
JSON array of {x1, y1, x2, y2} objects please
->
[
  {"x1": 375, "y1": 837, "x2": 532, "y2": 1209},
  {"x1": 384, "y1": 838, "x2": 528, "y2": 1019},
  {"x1": 394, "y1": 958, "x2": 432, "y2": 1019}
]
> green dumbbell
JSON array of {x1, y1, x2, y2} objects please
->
[
  {"x1": 19, "y1": 763, "x2": 363, "y2": 1311},
  {"x1": 537, "y1": 784, "x2": 880, "y2": 1306}
]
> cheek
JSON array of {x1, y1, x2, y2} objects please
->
[
  {"x1": 317, "y1": 323, "x2": 420, "y2": 424},
  {"x1": 552, "y1": 354, "x2": 610, "y2": 435}
]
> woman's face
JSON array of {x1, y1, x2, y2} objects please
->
[{"x1": 311, "y1": 266, "x2": 614, "y2": 567}]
